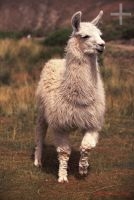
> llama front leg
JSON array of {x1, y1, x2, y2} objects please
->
[
  {"x1": 55, "y1": 132, "x2": 71, "y2": 183},
  {"x1": 34, "y1": 113, "x2": 48, "y2": 167},
  {"x1": 79, "y1": 131, "x2": 99, "y2": 175}
]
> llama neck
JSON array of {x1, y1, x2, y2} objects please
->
[
  {"x1": 65, "y1": 52, "x2": 98, "y2": 85},
  {"x1": 62, "y1": 39, "x2": 98, "y2": 106}
]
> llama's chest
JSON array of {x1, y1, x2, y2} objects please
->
[
  {"x1": 45, "y1": 90, "x2": 105, "y2": 131},
  {"x1": 41, "y1": 62, "x2": 105, "y2": 131}
]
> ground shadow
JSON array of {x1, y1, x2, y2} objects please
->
[
  {"x1": 32, "y1": 144, "x2": 91, "y2": 180},
  {"x1": 42, "y1": 144, "x2": 58, "y2": 177}
]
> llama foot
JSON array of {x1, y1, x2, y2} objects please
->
[
  {"x1": 79, "y1": 154, "x2": 89, "y2": 176},
  {"x1": 79, "y1": 165, "x2": 88, "y2": 175},
  {"x1": 58, "y1": 176, "x2": 68, "y2": 183},
  {"x1": 34, "y1": 158, "x2": 42, "y2": 167},
  {"x1": 79, "y1": 147, "x2": 90, "y2": 176}
]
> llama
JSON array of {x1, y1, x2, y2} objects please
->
[{"x1": 34, "y1": 10, "x2": 105, "y2": 183}]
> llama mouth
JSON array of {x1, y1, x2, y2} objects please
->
[{"x1": 96, "y1": 48, "x2": 104, "y2": 53}]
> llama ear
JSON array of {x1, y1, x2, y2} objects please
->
[
  {"x1": 91, "y1": 10, "x2": 103, "y2": 25},
  {"x1": 71, "y1": 11, "x2": 82, "y2": 32}
]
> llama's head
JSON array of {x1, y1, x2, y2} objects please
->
[{"x1": 71, "y1": 11, "x2": 105, "y2": 55}]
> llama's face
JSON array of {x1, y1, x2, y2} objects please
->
[{"x1": 71, "y1": 11, "x2": 105, "y2": 55}]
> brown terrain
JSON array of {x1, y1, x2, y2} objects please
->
[
  {"x1": 0, "y1": 1, "x2": 134, "y2": 200},
  {"x1": 0, "y1": 0, "x2": 133, "y2": 32}
]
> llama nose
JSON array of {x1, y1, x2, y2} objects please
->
[
  {"x1": 98, "y1": 42, "x2": 105, "y2": 51},
  {"x1": 99, "y1": 42, "x2": 105, "y2": 47}
]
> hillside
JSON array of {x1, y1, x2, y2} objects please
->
[{"x1": 0, "y1": 0, "x2": 133, "y2": 33}]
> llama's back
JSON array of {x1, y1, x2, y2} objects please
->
[
  {"x1": 36, "y1": 58, "x2": 65, "y2": 113},
  {"x1": 40, "y1": 58, "x2": 65, "y2": 81},
  {"x1": 36, "y1": 58, "x2": 65, "y2": 92}
]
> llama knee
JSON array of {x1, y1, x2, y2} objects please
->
[
  {"x1": 79, "y1": 132, "x2": 99, "y2": 175},
  {"x1": 81, "y1": 132, "x2": 99, "y2": 150}
]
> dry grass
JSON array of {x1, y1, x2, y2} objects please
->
[
  {"x1": 102, "y1": 44, "x2": 134, "y2": 117},
  {"x1": 0, "y1": 39, "x2": 134, "y2": 200}
]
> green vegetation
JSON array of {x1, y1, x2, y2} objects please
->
[
  {"x1": 0, "y1": 16, "x2": 133, "y2": 43},
  {"x1": 44, "y1": 28, "x2": 72, "y2": 46},
  {"x1": 102, "y1": 16, "x2": 134, "y2": 41},
  {"x1": 0, "y1": 29, "x2": 45, "y2": 40},
  {"x1": 0, "y1": 38, "x2": 134, "y2": 200},
  {"x1": 43, "y1": 17, "x2": 134, "y2": 46},
  {"x1": 0, "y1": 39, "x2": 64, "y2": 86},
  {"x1": 0, "y1": 30, "x2": 31, "y2": 39}
]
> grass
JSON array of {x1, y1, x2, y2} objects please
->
[
  {"x1": 0, "y1": 38, "x2": 134, "y2": 200},
  {"x1": 0, "y1": 39, "x2": 64, "y2": 86},
  {"x1": 103, "y1": 44, "x2": 134, "y2": 117}
]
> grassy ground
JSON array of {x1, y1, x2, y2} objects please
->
[{"x1": 0, "y1": 39, "x2": 134, "y2": 200}]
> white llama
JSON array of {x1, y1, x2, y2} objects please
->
[{"x1": 34, "y1": 11, "x2": 105, "y2": 183}]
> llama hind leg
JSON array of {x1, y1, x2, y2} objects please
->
[
  {"x1": 55, "y1": 132, "x2": 71, "y2": 183},
  {"x1": 79, "y1": 131, "x2": 99, "y2": 175},
  {"x1": 34, "y1": 113, "x2": 48, "y2": 167}
]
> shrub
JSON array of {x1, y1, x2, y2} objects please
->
[
  {"x1": 0, "y1": 29, "x2": 44, "y2": 40},
  {"x1": 0, "y1": 68, "x2": 11, "y2": 85},
  {"x1": 101, "y1": 16, "x2": 134, "y2": 41},
  {"x1": 44, "y1": 28, "x2": 72, "y2": 46},
  {"x1": 0, "y1": 30, "x2": 29, "y2": 39},
  {"x1": 122, "y1": 26, "x2": 134, "y2": 39}
]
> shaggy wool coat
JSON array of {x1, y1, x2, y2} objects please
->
[{"x1": 36, "y1": 37, "x2": 105, "y2": 133}]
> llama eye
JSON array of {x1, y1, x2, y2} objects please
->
[{"x1": 82, "y1": 35, "x2": 90, "y2": 39}]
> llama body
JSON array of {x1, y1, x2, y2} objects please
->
[
  {"x1": 37, "y1": 54, "x2": 105, "y2": 132},
  {"x1": 34, "y1": 11, "x2": 105, "y2": 182}
]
